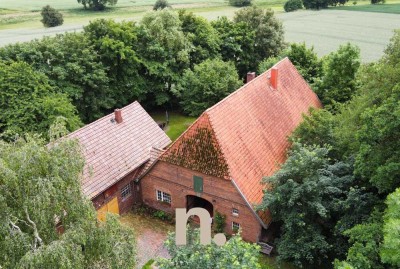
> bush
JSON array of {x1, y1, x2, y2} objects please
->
[
  {"x1": 153, "y1": 210, "x2": 173, "y2": 221},
  {"x1": 40, "y1": 5, "x2": 63, "y2": 27},
  {"x1": 153, "y1": 0, "x2": 170, "y2": 10},
  {"x1": 213, "y1": 211, "x2": 226, "y2": 233},
  {"x1": 229, "y1": 0, "x2": 252, "y2": 7},
  {"x1": 371, "y1": 0, "x2": 384, "y2": 3},
  {"x1": 284, "y1": 0, "x2": 303, "y2": 12}
]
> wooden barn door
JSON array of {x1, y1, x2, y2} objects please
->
[{"x1": 97, "y1": 197, "x2": 119, "y2": 221}]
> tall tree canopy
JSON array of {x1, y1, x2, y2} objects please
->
[
  {"x1": 84, "y1": 19, "x2": 146, "y2": 109},
  {"x1": 178, "y1": 10, "x2": 221, "y2": 67},
  {"x1": 258, "y1": 43, "x2": 323, "y2": 85},
  {"x1": 315, "y1": 43, "x2": 360, "y2": 107},
  {"x1": 0, "y1": 33, "x2": 110, "y2": 122},
  {"x1": 0, "y1": 128, "x2": 136, "y2": 268},
  {"x1": 259, "y1": 143, "x2": 358, "y2": 268},
  {"x1": 138, "y1": 9, "x2": 191, "y2": 107},
  {"x1": 211, "y1": 16, "x2": 256, "y2": 78},
  {"x1": 175, "y1": 59, "x2": 242, "y2": 116},
  {"x1": 77, "y1": 0, "x2": 118, "y2": 10},
  {"x1": 0, "y1": 61, "x2": 81, "y2": 140},
  {"x1": 233, "y1": 6, "x2": 285, "y2": 76}
]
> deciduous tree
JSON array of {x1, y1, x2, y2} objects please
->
[
  {"x1": 0, "y1": 61, "x2": 81, "y2": 140},
  {"x1": 233, "y1": 6, "x2": 285, "y2": 76},
  {"x1": 0, "y1": 129, "x2": 136, "y2": 268},
  {"x1": 175, "y1": 59, "x2": 242, "y2": 116}
]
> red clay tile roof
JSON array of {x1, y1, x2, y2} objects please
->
[
  {"x1": 162, "y1": 58, "x2": 322, "y2": 225},
  {"x1": 67, "y1": 101, "x2": 171, "y2": 199}
]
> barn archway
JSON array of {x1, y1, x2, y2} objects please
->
[{"x1": 186, "y1": 195, "x2": 214, "y2": 217}]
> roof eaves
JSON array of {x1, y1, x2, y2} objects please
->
[{"x1": 231, "y1": 178, "x2": 269, "y2": 229}]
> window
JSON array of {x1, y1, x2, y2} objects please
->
[
  {"x1": 121, "y1": 183, "x2": 132, "y2": 200},
  {"x1": 232, "y1": 208, "x2": 239, "y2": 216},
  {"x1": 232, "y1": 222, "x2": 240, "y2": 232},
  {"x1": 193, "y1": 176, "x2": 203, "y2": 193},
  {"x1": 156, "y1": 190, "x2": 171, "y2": 204}
]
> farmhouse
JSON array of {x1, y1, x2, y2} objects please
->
[
  {"x1": 139, "y1": 58, "x2": 322, "y2": 243},
  {"x1": 67, "y1": 101, "x2": 171, "y2": 220}
]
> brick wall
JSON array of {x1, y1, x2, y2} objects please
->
[
  {"x1": 140, "y1": 161, "x2": 263, "y2": 242},
  {"x1": 91, "y1": 167, "x2": 143, "y2": 215}
]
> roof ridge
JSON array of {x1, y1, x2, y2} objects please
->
[
  {"x1": 205, "y1": 57, "x2": 291, "y2": 113},
  {"x1": 66, "y1": 101, "x2": 139, "y2": 138}
]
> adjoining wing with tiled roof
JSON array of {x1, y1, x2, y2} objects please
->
[{"x1": 67, "y1": 101, "x2": 172, "y2": 199}]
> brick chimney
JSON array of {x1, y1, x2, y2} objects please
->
[
  {"x1": 246, "y1": 72, "x2": 256, "y2": 83},
  {"x1": 270, "y1": 68, "x2": 278, "y2": 89},
  {"x1": 114, "y1": 109, "x2": 122, "y2": 124}
]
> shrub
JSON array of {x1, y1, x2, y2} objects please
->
[
  {"x1": 213, "y1": 211, "x2": 226, "y2": 233},
  {"x1": 371, "y1": 0, "x2": 384, "y2": 3},
  {"x1": 153, "y1": 210, "x2": 172, "y2": 221},
  {"x1": 229, "y1": 0, "x2": 252, "y2": 7},
  {"x1": 284, "y1": 0, "x2": 303, "y2": 12},
  {"x1": 153, "y1": 0, "x2": 170, "y2": 10},
  {"x1": 40, "y1": 5, "x2": 63, "y2": 27}
]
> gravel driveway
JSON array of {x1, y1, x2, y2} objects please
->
[{"x1": 120, "y1": 213, "x2": 173, "y2": 269}]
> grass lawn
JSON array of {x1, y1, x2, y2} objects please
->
[
  {"x1": 150, "y1": 111, "x2": 196, "y2": 141},
  {"x1": 260, "y1": 255, "x2": 298, "y2": 269},
  {"x1": 0, "y1": 0, "x2": 285, "y2": 30},
  {"x1": 331, "y1": 2, "x2": 400, "y2": 14}
]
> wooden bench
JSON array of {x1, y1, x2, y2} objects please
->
[{"x1": 258, "y1": 242, "x2": 273, "y2": 255}]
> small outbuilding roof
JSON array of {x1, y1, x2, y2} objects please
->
[{"x1": 68, "y1": 101, "x2": 171, "y2": 199}]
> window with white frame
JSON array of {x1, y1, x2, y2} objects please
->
[
  {"x1": 232, "y1": 222, "x2": 240, "y2": 232},
  {"x1": 156, "y1": 190, "x2": 171, "y2": 204},
  {"x1": 121, "y1": 183, "x2": 132, "y2": 200},
  {"x1": 232, "y1": 208, "x2": 239, "y2": 216}
]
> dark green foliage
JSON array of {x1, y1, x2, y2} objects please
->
[
  {"x1": 175, "y1": 59, "x2": 242, "y2": 116},
  {"x1": 77, "y1": 0, "x2": 118, "y2": 10},
  {"x1": 259, "y1": 43, "x2": 322, "y2": 85},
  {"x1": 153, "y1": 210, "x2": 173, "y2": 221},
  {"x1": 290, "y1": 108, "x2": 335, "y2": 148},
  {"x1": 315, "y1": 43, "x2": 360, "y2": 107},
  {"x1": 211, "y1": 16, "x2": 256, "y2": 78},
  {"x1": 381, "y1": 188, "x2": 400, "y2": 267},
  {"x1": 303, "y1": 0, "x2": 349, "y2": 9},
  {"x1": 84, "y1": 19, "x2": 145, "y2": 110},
  {"x1": 229, "y1": 0, "x2": 252, "y2": 7},
  {"x1": 233, "y1": 7, "x2": 285, "y2": 77},
  {"x1": 260, "y1": 143, "x2": 356, "y2": 267},
  {"x1": 0, "y1": 61, "x2": 81, "y2": 139},
  {"x1": 302, "y1": 0, "x2": 329, "y2": 9},
  {"x1": 138, "y1": 9, "x2": 190, "y2": 107},
  {"x1": 371, "y1": 0, "x2": 385, "y2": 3},
  {"x1": 0, "y1": 33, "x2": 110, "y2": 123},
  {"x1": 158, "y1": 228, "x2": 261, "y2": 268},
  {"x1": 288, "y1": 30, "x2": 400, "y2": 269},
  {"x1": 213, "y1": 211, "x2": 226, "y2": 233},
  {"x1": 284, "y1": 0, "x2": 303, "y2": 12},
  {"x1": 40, "y1": 5, "x2": 63, "y2": 27},
  {"x1": 335, "y1": 209, "x2": 385, "y2": 269},
  {"x1": 153, "y1": 0, "x2": 170, "y2": 10},
  {"x1": 0, "y1": 133, "x2": 136, "y2": 268},
  {"x1": 178, "y1": 10, "x2": 221, "y2": 67}
]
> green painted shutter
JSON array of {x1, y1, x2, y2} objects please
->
[{"x1": 193, "y1": 176, "x2": 203, "y2": 193}]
